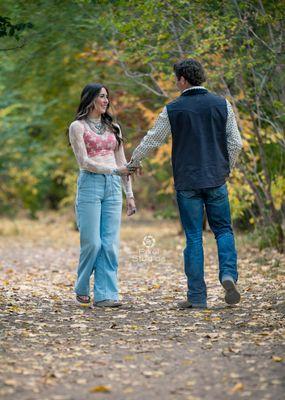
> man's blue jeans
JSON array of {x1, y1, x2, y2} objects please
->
[
  {"x1": 176, "y1": 184, "x2": 238, "y2": 306},
  {"x1": 75, "y1": 171, "x2": 122, "y2": 302}
]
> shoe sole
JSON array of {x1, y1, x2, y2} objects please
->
[
  {"x1": 222, "y1": 280, "x2": 241, "y2": 305},
  {"x1": 178, "y1": 303, "x2": 208, "y2": 310},
  {"x1": 75, "y1": 299, "x2": 91, "y2": 307},
  {"x1": 75, "y1": 295, "x2": 91, "y2": 307},
  {"x1": 93, "y1": 303, "x2": 122, "y2": 308}
]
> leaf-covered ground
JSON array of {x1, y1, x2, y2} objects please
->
[{"x1": 0, "y1": 212, "x2": 284, "y2": 400}]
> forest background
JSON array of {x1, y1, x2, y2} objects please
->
[{"x1": 0, "y1": 0, "x2": 284, "y2": 251}]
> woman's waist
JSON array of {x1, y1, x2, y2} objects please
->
[
  {"x1": 88, "y1": 154, "x2": 117, "y2": 168},
  {"x1": 78, "y1": 170, "x2": 122, "y2": 185},
  {"x1": 78, "y1": 154, "x2": 123, "y2": 176},
  {"x1": 79, "y1": 169, "x2": 119, "y2": 176}
]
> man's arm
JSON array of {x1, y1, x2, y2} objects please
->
[
  {"x1": 225, "y1": 100, "x2": 243, "y2": 170},
  {"x1": 127, "y1": 106, "x2": 172, "y2": 168}
]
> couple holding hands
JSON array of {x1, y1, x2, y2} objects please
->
[{"x1": 69, "y1": 58, "x2": 243, "y2": 309}]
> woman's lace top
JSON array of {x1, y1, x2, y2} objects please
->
[
  {"x1": 83, "y1": 124, "x2": 118, "y2": 157},
  {"x1": 69, "y1": 119, "x2": 133, "y2": 198}
]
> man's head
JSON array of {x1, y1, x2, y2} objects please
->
[{"x1": 173, "y1": 59, "x2": 206, "y2": 92}]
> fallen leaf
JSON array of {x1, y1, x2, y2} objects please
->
[
  {"x1": 89, "y1": 385, "x2": 111, "y2": 393},
  {"x1": 4, "y1": 379, "x2": 18, "y2": 386},
  {"x1": 123, "y1": 387, "x2": 134, "y2": 394},
  {"x1": 76, "y1": 379, "x2": 87, "y2": 384},
  {"x1": 272, "y1": 356, "x2": 283, "y2": 362},
  {"x1": 230, "y1": 382, "x2": 244, "y2": 394}
]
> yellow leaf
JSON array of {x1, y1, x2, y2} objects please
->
[
  {"x1": 89, "y1": 385, "x2": 111, "y2": 393},
  {"x1": 9, "y1": 305, "x2": 20, "y2": 312},
  {"x1": 272, "y1": 356, "x2": 283, "y2": 362},
  {"x1": 230, "y1": 382, "x2": 244, "y2": 394}
]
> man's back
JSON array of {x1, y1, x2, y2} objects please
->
[{"x1": 166, "y1": 88, "x2": 229, "y2": 190}]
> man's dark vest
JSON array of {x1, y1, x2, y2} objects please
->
[{"x1": 166, "y1": 88, "x2": 229, "y2": 190}]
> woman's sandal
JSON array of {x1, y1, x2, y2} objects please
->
[{"x1": 76, "y1": 294, "x2": 91, "y2": 306}]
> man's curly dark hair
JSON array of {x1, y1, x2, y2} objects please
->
[{"x1": 173, "y1": 59, "x2": 206, "y2": 86}]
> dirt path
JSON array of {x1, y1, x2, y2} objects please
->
[{"x1": 0, "y1": 213, "x2": 284, "y2": 400}]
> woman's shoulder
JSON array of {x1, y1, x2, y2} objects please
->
[{"x1": 69, "y1": 119, "x2": 85, "y2": 134}]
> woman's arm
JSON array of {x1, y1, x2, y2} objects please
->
[
  {"x1": 114, "y1": 125, "x2": 134, "y2": 199},
  {"x1": 69, "y1": 120, "x2": 114, "y2": 174}
]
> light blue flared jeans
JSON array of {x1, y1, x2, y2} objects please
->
[{"x1": 74, "y1": 171, "x2": 122, "y2": 302}]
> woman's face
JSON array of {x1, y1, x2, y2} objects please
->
[{"x1": 93, "y1": 87, "x2": 109, "y2": 115}]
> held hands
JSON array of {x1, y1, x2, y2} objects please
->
[{"x1": 116, "y1": 162, "x2": 143, "y2": 177}]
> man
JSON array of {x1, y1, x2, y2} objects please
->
[{"x1": 121, "y1": 59, "x2": 243, "y2": 309}]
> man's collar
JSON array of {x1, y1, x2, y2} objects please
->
[
  {"x1": 181, "y1": 86, "x2": 208, "y2": 97},
  {"x1": 182, "y1": 86, "x2": 206, "y2": 93}
]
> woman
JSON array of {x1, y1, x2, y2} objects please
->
[{"x1": 69, "y1": 83, "x2": 136, "y2": 308}]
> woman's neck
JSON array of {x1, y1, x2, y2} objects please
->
[{"x1": 88, "y1": 111, "x2": 102, "y2": 121}]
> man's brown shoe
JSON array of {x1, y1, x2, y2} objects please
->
[{"x1": 177, "y1": 300, "x2": 207, "y2": 309}]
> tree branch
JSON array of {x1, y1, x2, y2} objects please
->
[
  {"x1": 248, "y1": 27, "x2": 274, "y2": 53},
  {"x1": 0, "y1": 40, "x2": 26, "y2": 51},
  {"x1": 111, "y1": 47, "x2": 169, "y2": 98}
]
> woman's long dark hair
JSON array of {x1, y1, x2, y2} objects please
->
[{"x1": 68, "y1": 83, "x2": 123, "y2": 147}]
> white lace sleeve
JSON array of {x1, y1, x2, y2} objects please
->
[
  {"x1": 225, "y1": 100, "x2": 243, "y2": 170},
  {"x1": 69, "y1": 121, "x2": 113, "y2": 174},
  {"x1": 114, "y1": 125, "x2": 134, "y2": 198}
]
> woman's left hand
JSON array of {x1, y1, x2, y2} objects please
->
[
  {"x1": 126, "y1": 197, "x2": 136, "y2": 216},
  {"x1": 116, "y1": 165, "x2": 130, "y2": 175},
  {"x1": 116, "y1": 164, "x2": 143, "y2": 176}
]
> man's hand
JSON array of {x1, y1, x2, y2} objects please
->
[
  {"x1": 128, "y1": 165, "x2": 143, "y2": 177},
  {"x1": 126, "y1": 161, "x2": 143, "y2": 176}
]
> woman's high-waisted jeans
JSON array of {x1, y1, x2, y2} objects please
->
[{"x1": 75, "y1": 170, "x2": 122, "y2": 302}]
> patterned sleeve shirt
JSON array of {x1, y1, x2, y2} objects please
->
[{"x1": 128, "y1": 87, "x2": 243, "y2": 171}]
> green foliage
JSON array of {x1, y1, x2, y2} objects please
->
[
  {"x1": 0, "y1": 0, "x2": 284, "y2": 250},
  {"x1": 251, "y1": 222, "x2": 285, "y2": 253},
  {"x1": 0, "y1": 15, "x2": 33, "y2": 40}
]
